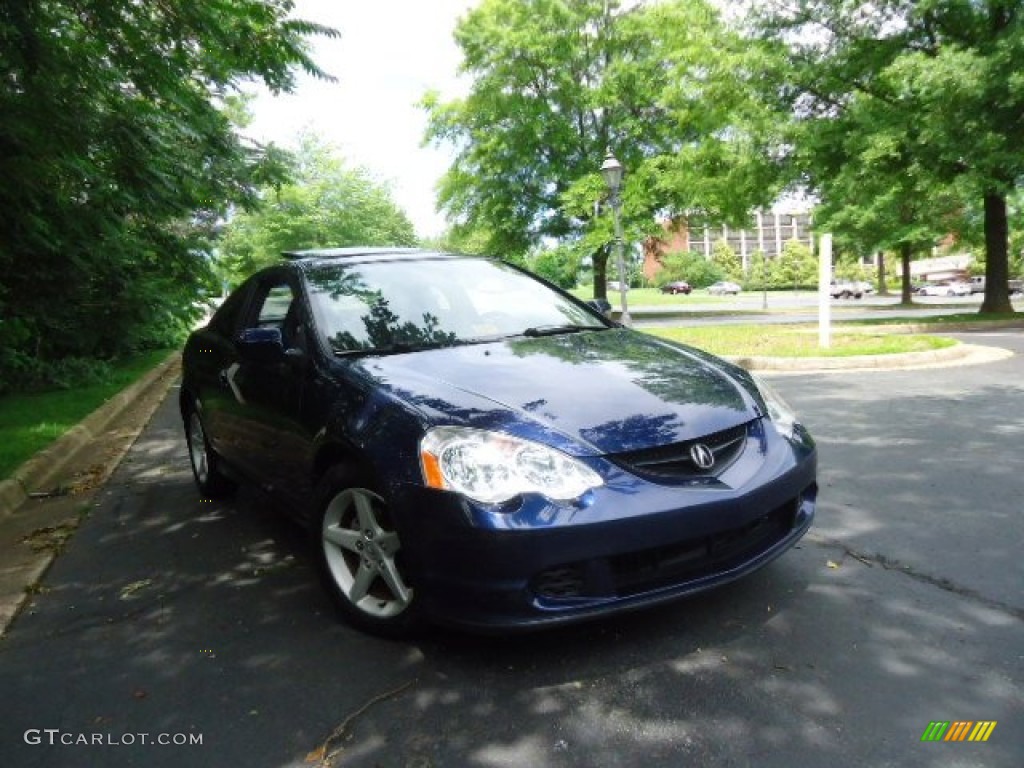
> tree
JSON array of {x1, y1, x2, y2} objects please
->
[
  {"x1": 420, "y1": 224, "x2": 511, "y2": 260},
  {"x1": 423, "y1": 0, "x2": 789, "y2": 299},
  {"x1": 804, "y1": 92, "x2": 965, "y2": 304},
  {"x1": 770, "y1": 240, "x2": 817, "y2": 290},
  {"x1": 752, "y1": 249, "x2": 770, "y2": 295},
  {"x1": 658, "y1": 251, "x2": 723, "y2": 289},
  {"x1": 218, "y1": 136, "x2": 416, "y2": 283},
  {"x1": 529, "y1": 245, "x2": 583, "y2": 289},
  {"x1": 752, "y1": 1, "x2": 1024, "y2": 313},
  {"x1": 710, "y1": 240, "x2": 743, "y2": 283},
  {"x1": 0, "y1": 0, "x2": 335, "y2": 391}
]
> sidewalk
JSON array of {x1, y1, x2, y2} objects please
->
[{"x1": 0, "y1": 354, "x2": 181, "y2": 634}]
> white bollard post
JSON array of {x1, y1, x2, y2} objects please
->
[{"x1": 819, "y1": 233, "x2": 832, "y2": 349}]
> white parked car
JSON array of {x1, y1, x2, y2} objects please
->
[
  {"x1": 918, "y1": 281, "x2": 971, "y2": 297},
  {"x1": 707, "y1": 281, "x2": 741, "y2": 295},
  {"x1": 855, "y1": 281, "x2": 875, "y2": 295}
]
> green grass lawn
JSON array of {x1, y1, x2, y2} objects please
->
[
  {"x1": 646, "y1": 324, "x2": 958, "y2": 358},
  {"x1": 0, "y1": 349, "x2": 174, "y2": 479},
  {"x1": 847, "y1": 310, "x2": 1024, "y2": 325}
]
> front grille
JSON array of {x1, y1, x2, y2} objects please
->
[
  {"x1": 609, "y1": 499, "x2": 796, "y2": 596},
  {"x1": 611, "y1": 421, "x2": 752, "y2": 481},
  {"x1": 531, "y1": 497, "x2": 799, "y2": 600}
]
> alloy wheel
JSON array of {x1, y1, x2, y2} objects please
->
[{"x1": 321, "y1": 488, "x2": 412, "y2": 619}]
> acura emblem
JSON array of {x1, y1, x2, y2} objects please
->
[{"x1": 690, "y1": 443, "x2": 715, "y2": 470}]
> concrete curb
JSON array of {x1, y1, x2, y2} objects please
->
[
  {"x1": 0, "y1": 352, "x2": 181, "y2": 518},
  {"x1": 732, "y1": 341, "x2": 1013, "y2": 374},
  {"x1": 862, "y1": 319, "x2": 1024, "y2": 334}
]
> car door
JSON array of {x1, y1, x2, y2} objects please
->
[
  {"x1": 227, "y1": 271, "x2": 314, "y2": 496},
  {"x1": 185, "y1": 279, "x2": 256, "y2": 471}
]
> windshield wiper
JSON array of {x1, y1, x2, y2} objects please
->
[
  {"x1": 522, "y1": 324, "x2": 607, "y2": 338},
  {"x1": 334, "y1": 340, "x2": 459, "y2": 357}
]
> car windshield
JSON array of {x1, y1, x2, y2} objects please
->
[{"x1": 304, "y1": 256, "x2": 607, "y2": 355}]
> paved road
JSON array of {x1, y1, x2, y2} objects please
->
[
  {"x1": 1, "y1": 331, "x2": 1021, "y2": 768},
  {"x1": 631, "y1": 292, "x2": 1024, "y2": 327}
]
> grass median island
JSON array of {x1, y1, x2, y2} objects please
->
[
  {"x1": 848, "y1": 310, "x2": 1024, "y2": 326},
  {"x1": 570, "y1": 286, "x2": 739, "y2": 306},
  {"x1": 646, "y1": 324, "x2": 958, "y2": 359},
  {"x1": 0, "y1": 348, "x2": 174, "y2": 479}
]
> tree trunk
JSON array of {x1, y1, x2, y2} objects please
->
[
  {"x1": 593, "y1": 245, "x2": 609, "y2": 300},
  {"x1": 900, "y1": 242, "x2": 914, "y2": 305},
  {"x1": 980, "y1": 191, "x2": 1013, "y2": 314}
]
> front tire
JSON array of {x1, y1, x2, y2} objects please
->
[{"x1": 314, "y1": 467, "x2": 419, "y2": 637}]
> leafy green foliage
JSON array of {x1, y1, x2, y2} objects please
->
[
  {"x1": 0, "y1": 349, "x2": 172, "y2": 475},
  {"x1": 746, "y1": 244, "x2": 862, "y2": 292},
  {"x1": 747, "y1": 250, "x2": 771, "y2": 291},
  {"x1": 0, "y1": 0, "x2": 336, "y2": 392},
  {"x1": 421, "y1": 225, "x2": 508, "y2": 260},
  {"x1": 658, "y1": 251, "x2": 723, "y2": 289},
  {"x1": 767, "y1": 240, "x2": 817, "y2": 290},
  {"x1": 218, "y1": 136, "x2": 416, "y2": 283},
  {"x1": 710, "y1": 240, "x2": 744, "y2": 283},
  {"x1": 751, "y1": 0, "x2": 1023, "y2": 312},
  {"x1": 423, "y1": 0, "x2": 788, "y2": 297},
  {"x1": 528, "y1": 246, "x2": 583, "y2": 289}
]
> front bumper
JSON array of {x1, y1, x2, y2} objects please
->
[{"x1": 390, "y1": 424, "x2": 817, "y2": 632}]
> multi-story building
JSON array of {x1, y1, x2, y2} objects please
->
[{"x1": 643, "y1": 211, "x2": 814, "y2": 280}]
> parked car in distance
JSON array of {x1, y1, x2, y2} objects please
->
[
  {"x1": 707, "y1": 280, "x2": 741, "y2": 295},
  {"x1": 965, "y1": 277, "x2": 1022, "y2": 296},
  {"x1": 918, "y1": 281, "x2": 970, "y2": 297},
  {"x1": 181, "y1": 247, "x2": 817, "y2": 637},
  {"x1": 949, "y1": 280, "x2": 973, "y2": 296},
  {"x1": 606, "y1": 280, "x2": 629, "y2": 292},
  {"x1": 829, "y1": 280, "x2": 863, "y2": 299},
  {"x1": 660, "y1": 280, "x2": 692, "y2": 295},
  {"x1": 854, "y1": 280, "x2": 875, "y2": 295}
]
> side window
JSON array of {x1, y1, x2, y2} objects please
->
[
  {"x1": 251, "y1": 280, "x2": 307, "y2": 351},
  {"x1": 256, "y1": 284, "x2": 295, "y2": 330}
]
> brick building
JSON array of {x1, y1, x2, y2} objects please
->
[{"x1": 643, "y1": 211, "x2": 814, "y2": 280}]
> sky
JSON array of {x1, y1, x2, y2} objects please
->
[{"x1": 244, "y1": 0, "x2": 479, "y2": 239}]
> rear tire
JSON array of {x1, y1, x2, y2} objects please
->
[
  {"x1": 313, "y1": 466, "x2": 420, "y2": 638},
  {"x1": 184, "y1": 405, "x2": 236, "y2": 498}
]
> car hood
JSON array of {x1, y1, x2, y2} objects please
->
[{"x1": 352, "y1": 328, "x2": 762, "y2": 456}]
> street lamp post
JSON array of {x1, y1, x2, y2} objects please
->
[{"x1": 600, "y1": 150, "x2": 631, "y2": 327}]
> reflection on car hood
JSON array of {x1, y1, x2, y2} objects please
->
[{"x1": 354, "y1": 328, "x2": 761, "y2": 455}]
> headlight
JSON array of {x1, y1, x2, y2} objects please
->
[
  {"x1": 420, "y1": 426, "x2": 603, "y2": 504},
  {"x1": 752, "y1": 375, "x2": 800, "y2": 439}
]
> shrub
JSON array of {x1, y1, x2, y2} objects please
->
[
  {"x1": 658, "y1": 250, "x2": 724, "y2": 289},
  {"x1": 0, "y1": 350, "x2": 112, "y2": 396}
]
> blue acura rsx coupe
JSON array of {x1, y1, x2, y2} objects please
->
[{"x1": 181, "y1": 248, "x2": 816, "y2": 636}]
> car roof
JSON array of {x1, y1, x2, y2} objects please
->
[{"x1": 281, "y1": 247, "x2": 453, "y2": 266}]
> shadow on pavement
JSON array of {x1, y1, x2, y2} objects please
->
[{"x1": 1, "y1": 382, "x2": 1020, "y2": 768}]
